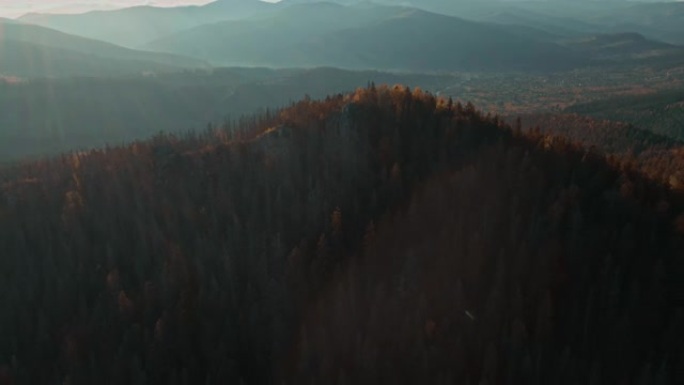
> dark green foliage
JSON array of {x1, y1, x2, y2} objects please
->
[
  {"x1": 568, "y1": 90, "x2": 684, "y2": 141},
  {"x1": 512, "y1": 113, "x2": 684, "y2": 186},
  {"x1": 0, "y1": 86, "x2": 682, "y2": 384},
  {"x1": 293, "y1": 128, "x2": 684, "y2": 385}
]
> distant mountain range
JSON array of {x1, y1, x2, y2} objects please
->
[
  {"x1": 561, "y1": 32, "x2": 679, "y2": 59},
  {"x1": 20, "y1": 0, "x2": 684, "y2": 48},
  {"x1": 16, "y1": 0, "x2": 684, "y2": 74},
  {"x1": 281, "y1": 0, "x2": 684, "y2": 45},
  {"x1": 19, "y1": 0, "x2": 277, "y2": 47},
  {"x1": 0, "y1": 19, "x2": 207, "y2": 78},
  {"x1": 381, "y1": 0, "x2": 684, "y2": 45},
  {"x1": 143, "y1": 3, "x2": 584, "y2": 72}
]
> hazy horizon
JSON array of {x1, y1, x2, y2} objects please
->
[
  {"x1": 0, "y1": 0, "x2": 280, "y2": 18},
  {"x1": 2, "y1": 0, "x2": 683, "y2": 19}
]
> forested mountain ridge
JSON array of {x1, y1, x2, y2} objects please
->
[
  {"x1": 568, "y1": 89, "x2": 684, "y2": 141},
  {"x1": 0, "y1": 87, "x2": 682, "y2": 384},
  {"x1": 0, "y1": 68, "x2": 453, "y2": 161},
  {"x1": 513, "y1": 113, "x2": 684, "y2": 186},
  {"x1": 559, "y1": 32, "x2": 684, "y2": 66}
]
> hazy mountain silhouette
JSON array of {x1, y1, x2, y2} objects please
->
[
  {"x1": 465, "y1": 7, "x2": 599, "y2": 38},
  {"x1": 559, "y1": 32, "x2": 684, "y2": 65},
  {"x1": 19, "y1": 0, "x2": 276, "y2": 48},
  {"x1": 145, "y1": 3, "x2": 583, "y2": 72},
  {"x1": 591, "y1": 2, "x2": 684, "y2": 45},
  {"x1": 377, "y1": 0, "x2": 684, "y2": 46},
  {"x1": 0, "y1": 20, "x2": 207, "y2": 78},
  {"x1": 289, "y1": 0, "x2": 684, "y2": 46}
]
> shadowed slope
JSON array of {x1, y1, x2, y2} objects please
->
[{"x1": 0, "y1": 87, "x2": 682, "y2": 384}]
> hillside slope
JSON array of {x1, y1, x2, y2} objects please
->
[
  {"x1": 561, "y1": 32, "x2": 684, "y2": 61},
  {"x1": 568, "y1": 89, "x2": 684, "y2": 141},
  {"x1": 0, "y1": 20, "x2": 206, "y2": 78},
  {"x1": 0, "y1": 68, "x2": 453, "y2": 161},
  {"x1": 513, "y1": 113, "x2": 684, "y2": 188},
  {"x1": 0, "y1": 87, "x2": 682, "y2": 384}
]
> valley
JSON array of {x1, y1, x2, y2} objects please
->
[{"x1": 0, "y1": 1, "x2": 683, "y2": 384}]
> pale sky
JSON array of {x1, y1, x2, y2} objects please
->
[{"x1": 0, "y1": 0, "x2": 279, "y2": 18}]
